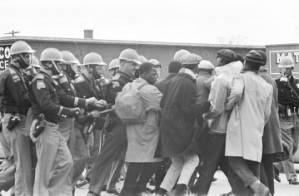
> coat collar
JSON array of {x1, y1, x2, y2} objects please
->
[{"x1": 179, "y1": 68, "x2": 197, "y2": 80}]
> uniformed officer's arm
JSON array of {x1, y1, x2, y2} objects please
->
[
  {"x1": 32, "y1": 79, "x2": 77, "y2": 118},
  {"x1": 56, "y1": 86, "x2": 87, "y2": 108},
  {"x1": 6, "y1": 73, "x2": 30, "y2": 112},
  {"x1": 0, "y1": 72, "x2": 18, "y2": 112}
]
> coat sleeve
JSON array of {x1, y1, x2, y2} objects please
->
[
  {"x1": 140, "y1": 85, "x2": 162, "y2": 112},
  {"x1": 178, "y1": 81, "x2": 210, "y2": 118},
  {"x1": 226, "y1": 76, "x2": 244, "y2": 111},
  {"x1": 56, "y1": 86, "x2": 86, "y2": 108},
  {"x1": 31, "y1": 79, "x2": 73, "y2": 117},
  {"x1": 264, "y1": 87, "x2": 273, "y2": 124},
  {"x1": 206, "y1": 76, "x2": 228, "y2": 119}
]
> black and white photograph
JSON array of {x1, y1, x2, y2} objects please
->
[{"x1": 0, "y1": 0, "x2": 298, "y2": 195}]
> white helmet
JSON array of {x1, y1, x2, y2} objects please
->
[
  {"x1": 278, "y1": 56, "x2": 294, "y2": 68},
  {"x1": 119, "y1": 48, "x2": 141, "y2": 64},
  {"x1": 173, "y1": 49, "x2": 190, "y2": 62},
  {"x1": 198, "y1": 60, "x2": 214, "y2": 70}
]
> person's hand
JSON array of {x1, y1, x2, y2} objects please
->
[
  {"x1": 29, "y1": 119, "x2": 39, "y2": 143},
  {"x1": 67, "y1": 107, "x2": 81, "y2": 117},
  {"x1": 89, "y1": 110, "x2": 101, "y2": 118},
  {"x1": 94, "y1": 100, "x2": 108, "y2": 108},
  {"x1": 86, "y1": 97, "x2": 98, "y2": 105}
]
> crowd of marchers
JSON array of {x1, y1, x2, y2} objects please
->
[{"x1": 0, "y1": 40, "x2": 298, "y2": 196}]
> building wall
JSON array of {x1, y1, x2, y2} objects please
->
[
  {"x1": 266, "y1": 44, "x2": 299, "y2": 78},
  {"x1": 0, "y1": 38, "x2": 264, "y2": 77}
]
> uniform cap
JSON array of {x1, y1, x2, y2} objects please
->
[
  {"x1": 217, "y1": 49, "x2": 236, "y2": 63},
  {"x1": 83, "y1": 52, "x2": 107, "y2": 66},
  {"x1": 278, "y1": 56, "x2": 294, "y2": 68},
  {"x1": 40, "y1": 48, "x2": 63, "y2": 62},
  {"x1": 139, "y1": 55, "x2": 148, "y2": 64},
  {"x1": 149, "y1": 59, "x2": 161, "y2": 67},
  {"x1": 245, "y1": 50, "x2": 267, "y2": 66},
  {"x1": 10, "y1": 40, "x2": 35, "y2": 55},
  {"x1": 180, "y1": 53, "x2": 201, "y2": 65},
  {"x1": 61, "y1": 50, "x2": 78, "y2": 64},
  {"x1": 198, "y1": 60, "x2": 215, "y2": 70},
  {"x1": 173, "y1": 49, "x2": 190, "y2": 62},
  {"x1": 119, "y1": 48, "x2": 141, "y2": 64}
]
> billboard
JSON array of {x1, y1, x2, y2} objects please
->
[
  {"x1": 269, "y1": 49, "x2": 299, "y2": 75},
  {"x1": 0, "y1": 44, "x2": 11, "y2": 71}
]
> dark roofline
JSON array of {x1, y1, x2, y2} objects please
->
[{"x1": 0, "y1": 36, "x2": 265, "y2": 49}]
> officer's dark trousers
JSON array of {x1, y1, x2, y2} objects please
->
[
  {"x1": 260, "y1": 154, "x2": 274, "y2": 195},
  {"x1": 120, "y1": 162, "x2": 159, "y2": 196},
  {"x1": 194, "y1": 133, "x2": 250, "y2": 195},
  {"x1": 89, "y1": 122, "x2": 127, "y2": 194}
]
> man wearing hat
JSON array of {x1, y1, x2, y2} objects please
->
[
  {"x1": 275, "y1": 56, "x2": 299, "y2": 185},
  {"x1": 156, "y1": 53, "x2": 210, "y2": 196},
  {"x1": 225, "y1": 50, "x2": 273, "y2": 196},
  {"x1": 192, "y1": 49, "x2": 244, "y2": 195}
]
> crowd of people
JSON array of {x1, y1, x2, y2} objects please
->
[{"x1": 0, "y1": 40, "x2": 298, "y2": 196}]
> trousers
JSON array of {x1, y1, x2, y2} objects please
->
[
  {"x1": 227, "y1": 157, "x2": 260, "y2": 187},
  {"x1": 121, "y1": 162, "x2": 160, "y2": 196},
  {"x1": 160, "y1": 154, "x2": 199, "y2": 192},
  {"x1": 88, "y1": 122, "x2": 127, "y2": 194},
  {"x1": 2, "y1": 113, "x2": 33, "y2": 196},
  {"x1": 195, "y1": 133, "x2": 250, "y2": 195},
  {"x1": 33, "y1": 122, "x2": 73, "y2": 196}
]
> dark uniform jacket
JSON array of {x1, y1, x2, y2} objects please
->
[
  {"x1": 73, "y1": 74, "x2": 96, "y2": 99},
  {"x1": 275, "y1": 76, "x2": 299, "y2": 111},
  {"x1": 0, "y1": 64, "x2": 31, "y2": 115},
  {"x1": 29, "y1": 71, "x2": 86, "y2": 124},
  {"x1": 105, "y1": 71, "x2": 133, "y2": 104}
]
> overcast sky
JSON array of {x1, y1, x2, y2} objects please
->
[{"x1": 2, "y1": 0, "x2": 299, "y2": 45}]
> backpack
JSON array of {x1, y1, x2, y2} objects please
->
[{"x1": 115, "y1": 82, "x2": 147, "y2": 124}]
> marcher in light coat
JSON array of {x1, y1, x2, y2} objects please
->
[
  {"x1": 225, "y1": 50, "x2": 273, "y2": 196},
  {"x1": 120, "y1": 62, "x2": 163, "y2": 196},
  {"x1": 193, "y1": 49, "x2": 245, "y2": 196}
]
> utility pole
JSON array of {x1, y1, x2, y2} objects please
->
[{"x1": 4, "y1": 30, "x2": 20, "y2": 37}]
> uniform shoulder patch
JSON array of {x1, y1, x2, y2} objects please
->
[
  {"x1": 8, "y1": 68, "x2": 21, "y2": 82},
  {"x1": 36, "y1": 80, "x2": 46, "y2": 90}
]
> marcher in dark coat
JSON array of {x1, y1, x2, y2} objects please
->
[
  {"x1": 155, "y1": 61, "x2": 182, "y2": 94},
  {"x1": 259, "y1": 67, "x2": 283, "y2": 195},
  {"x1": 160, "y1": 65, "x2": 209, "y2": 157},
  {"x1": 156, "y1": 53, "x2": 210, "y2": 196}
]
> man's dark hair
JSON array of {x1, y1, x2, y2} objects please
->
[
  {"x1": 168, "y1": 61, "x2": 182, "y2": 73},
  {"x1": 139, "y1": 62, "x2": 154, "y2": 75},
  {"x1": 235, "y1": 54, "x2": 244, "y2": 63}
]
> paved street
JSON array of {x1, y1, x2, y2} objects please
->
[{"x1": 1, "y1": 168, "x2": 298, "y2": 196}]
